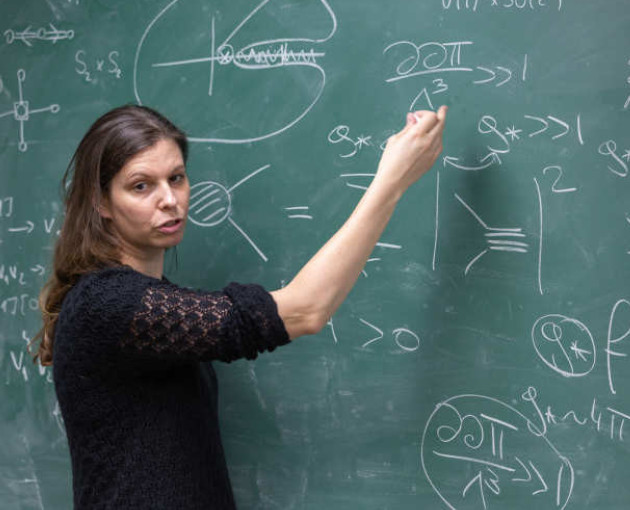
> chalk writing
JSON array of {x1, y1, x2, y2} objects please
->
[
  {"x1": 1, "y1": 294, "x2": 38, "y2": 316},
  {"x1": 134, "y1": 0, "x2": 337, "y2": 144},
  {"x1": 0, "y1": 69, "x2": 60, "y2": 152},
  {"x1": 534, "y1": 178, "x2": 544, "y2": 294},
  {"x1": 75, "y1": 50, "x2": 122, "y2": 83},
  {"x1": 188, "y1": 164, "x2": 271, "y2": 261},
  {"x1": 522, "y1": 387, "x2": 630, "y2": 443},
  {"x1": 0, "y1": 265, "x2": 26, "y2": 286},
  {"x1": 8, "y1": 221, "x2": 34, "y2": 234},
  {"x1": 531, "y1": 314, "x2": 596, "y2": 378},
  {"x1": 432, "y1": 171, "x2": 440, "y2": 271},
  {"x1": 328, "y1": 125, "x2": 373, "y2": 158},
  {"x1": 4, "y1": 24, "x2": 75, "y2": 46},
  {"x1": 443, "y1": 113, "x2": 583, "y2": 172},
  {"x1": 542, "y1": 166, "x2": 577, "y2": 194},
  {"x1": 0, "y1": 196, "x2": 13, "y2": 217},
  {"x1": 598, "y1": 140, "x2": 629, "y2": 177},
  {"x1": 0, "y1": 264, "x2": 44, "y2": 286},
  {"x1": 527, "y1": 301, "x2": 630, "y2": 396},
  {"x1": 284, "y1": 206, "x2": 313, "y2": 220},
  {"x1": 5, "y1": 217, "x2": 59, "y2": 236},
  {"x1": 384, "y1": 40, "x2": 473, "y2": 82},
  {"x1": 440, "y1": 0, "x2": 562, "y2": 12},
  {"x1": 359, "y1": 318, "x2": 421, "y2": 352},
  {"x1": 422, "y1": 392, "x2": 573, "y2": 509},
  {"x1": 534, "y1": 167, "x2": 577, "y2": 295},
  {"x1": 384, "y1": 40, "x2": 526, "y2": 110},
  {"x1": 327, "y1": 318, "x2": 339, "y2": 344},
  {"x1": 409, "y1": 79, "x2": 449, "y2": 110},
  {"x1": 328, "y1": 125, "x2": 395, "y2": 164},
  {"x1": 7, "y1": 330, "x2": 52, "y2": 384},
  {"x1": 339, "y1": 173, "x2": 375, "y2": 192},
  {"x1": 606, "y1": 299, "x2": 630, "y2": 395},
  {"x1": 625, "y1": 57, "x2": 630, "y2": 110}
]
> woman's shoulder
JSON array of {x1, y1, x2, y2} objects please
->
[
  {"x1": 76, "y1": 265, "x2": 157, "y2": 289},
  {"x1": 62, "y1": 265, "x2": 157, "y2": 316}
]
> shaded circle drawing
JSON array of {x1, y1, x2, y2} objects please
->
[
  {"x1": 133, "y1": 0, "x2": 337, "y2": 144},
  {"x1": 421, "y1": 394, "x2": 574, "y2": 510},
  {"x1": 185, "y1": 163, "x2": 272, "y2": 262},
  {"x1": 531, "y1": 314, "x2": 596, "y2": 378},
  {"x1": 187, "y1": 181, "x2": 231, "y2": 227}
]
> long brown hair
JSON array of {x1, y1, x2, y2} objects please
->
[{"x1": 31, "y1": 104, "x2": 188, "y2": 366}]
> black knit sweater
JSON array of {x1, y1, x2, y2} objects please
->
[{"x1": 53, "y1": 266, "x2": 290, "y2": 509}]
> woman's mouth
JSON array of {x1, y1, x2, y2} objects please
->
[{"x1": 157, "y1": 218, "x2": 183, "y2": 234}]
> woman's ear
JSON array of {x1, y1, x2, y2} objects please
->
[{"x1": 98, "y1": 195, "x2": 112, "y2": 219}]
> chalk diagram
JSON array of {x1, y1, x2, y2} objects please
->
[
  {"x1": 0, "y1": 69, "x2": 60, "y2": 152},
  {"x1": 531, "y1": 314, "x2": 596, "y2": 378},
  {"x1": 421, "y1": 394, "x2": 574, "y2": 510},
  {"x1": 134, "y1": 0, "x2": 337, "y2": 144},
  {"x1": 454, "y1": 193, "x2": 530, "y2": 276},
  {"x1": 4, "y1": 24, "x2": 75, "y2": 46},
  {"x1": 187, "y1": 164, "x2": 271, "y2": 261}
]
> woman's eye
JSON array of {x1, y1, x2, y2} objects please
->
[
  {"x1": 133, "y1": 182, "x2": 147, "y2": 192},
  {"x1": 170, "y1": 173, "x2": 186, "y2": 184}
]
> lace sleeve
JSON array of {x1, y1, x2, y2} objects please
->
[{"x1": 120, "y1": 281, "x2": 290, "y2": 363}]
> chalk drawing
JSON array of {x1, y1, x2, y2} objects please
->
[
  {"x1": 0, "y1": 69, "x2": 60, "y2": 152},
  {"x1": 134, "y1": 0, "x2": 337, "y2": 144},
  {"x1": 188, "y1": 164, "x2": 271, "y2": 261}
]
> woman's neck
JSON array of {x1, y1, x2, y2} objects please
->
[{"x1": 120, "y1": 250, "x2": 164, "y2": 280}]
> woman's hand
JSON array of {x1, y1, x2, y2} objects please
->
[
  {"x1": 271, "y1": 107, "x2": 447, "y2": 339},
  {"x1": 373, "y1": 106, "x2": 447, "y2": 198}
]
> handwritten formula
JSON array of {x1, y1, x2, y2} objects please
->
[{"x1": 1, "y1": 0, "x2": 630, "y2": 508}]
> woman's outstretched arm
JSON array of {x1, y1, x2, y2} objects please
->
[{"x1": 271, "y1": 106, "x2": 447, "y2": 339}]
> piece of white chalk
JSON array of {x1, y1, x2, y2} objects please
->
[{"x1": 414, "y1": 114, "x2": 421, "y2": 124}]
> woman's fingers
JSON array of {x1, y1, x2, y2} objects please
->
[
  {"x1": 410, "y1": 111, "x2": 440, "y2": 135},
  {"x1": 407, "y1": 106, "x2": 448, "y2": 136},
  {"x1": 428, "y1": 105, "x2": 448, "y2": 137}
]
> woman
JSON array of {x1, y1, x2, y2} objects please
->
[{"x1": 31, "y1": 104, "x2": 446, "y2": 509}]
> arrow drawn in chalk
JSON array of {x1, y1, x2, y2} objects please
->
[
  {"x1": 8, "y1": 221, "x2": 34, "y2": 234},
  {"x1": 473, "y1": 66, "x2": 512, "y2": 87},
  {"x1": 443, "y1": 151, "x2": 502, "y2": 171}
]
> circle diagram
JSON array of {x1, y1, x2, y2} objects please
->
[
  {"x1": 187, "y1": 181, "x2": 231, "y2": 227},
  {"x1": 134, "y1": 0, "x2": 337, "y2": 144},
  {"x1": 531, "y1": 314, "x2": 596, "y2": 378},
  {"x1": 421, "y1": 394, "x2": 574, "y2": 510}
]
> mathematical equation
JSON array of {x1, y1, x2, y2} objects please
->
[
  {"x1": 74, "y1": 50, "x2": 123, "y2": 83},
  {"x1": 440, "y1": 0, "x2": 563, "y2": 12},
  {"x1": 442, "y1": 113, "x2": 584, "y2": 172},
  {"x1": 530, "y1": 300, "x2": 630, "y2": 397},
  {"x1": 422, "y1": 392, "x2": 573, "y2": 510},
  {"x1": 4, "y1": 330, "x2": 52, "y2": 385},
  {"x1": 522, "y1": 387, "x2": 630, "y2": 445},
  {"x1": 384, "y1": 40, "x2": 527, "y2": 111},
  {"x1": 327, "y1": 125, "x2": 389, "y2": 159},
  {"x1": 327, "y1": 312, "x2": 421, "y2": 353},
  {"x1": 0, "y1": 264, "x2": 46, "y2": 286},
  {"x1": 1, "y1": 293, "x2": 38, "y2": 317}
]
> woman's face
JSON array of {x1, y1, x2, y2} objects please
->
[{"x1": 100, "y1": 138, "x2": 190, "y2": 266}]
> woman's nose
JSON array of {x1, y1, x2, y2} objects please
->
[{"x1": 159, "y1": 183, "x2": 177, "y2": 208}]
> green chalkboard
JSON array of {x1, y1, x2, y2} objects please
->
[{"x1": 2, "y1": 0, "x2": 630, "y2": 508}]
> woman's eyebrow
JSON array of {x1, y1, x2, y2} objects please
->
[{"x1": 125, "y1": 171, "x2": 150, "y2": 181}]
